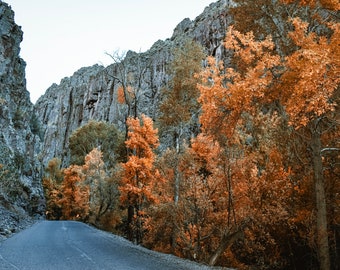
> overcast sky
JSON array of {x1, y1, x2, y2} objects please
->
[{"x1": 6, "y1": 0, "x2": 214, "y2": 103}]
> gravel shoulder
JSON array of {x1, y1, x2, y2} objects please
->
[
  {"x1": 0, "y1": 205, "x2": 36, "y2": 242},
  {"x1": 91, "y1": 223, "x2": 229, "y2": 270}
]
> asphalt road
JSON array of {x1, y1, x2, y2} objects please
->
[{"x1": 0, "y1": 220, "x2": 214, "y2": 270}]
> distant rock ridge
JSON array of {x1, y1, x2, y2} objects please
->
[
  {"x1": 34, "y1": 0, "x2": 232, "y2": 167},
  {"x1": 0, "y1": 0, "x2": 44, "y2": 238}
]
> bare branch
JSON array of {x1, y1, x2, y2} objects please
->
[{"x1": 321, "y1": 148, "x2": 340, "y2": 154}]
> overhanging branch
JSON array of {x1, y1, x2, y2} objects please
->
[{"x1": 321, "y1": 148, "x2": 340, "y2": 154}]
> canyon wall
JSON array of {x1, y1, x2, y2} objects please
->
[
  {"x1": 0, "y1": 1, "x2": 44, "y2": 239},
  {"x1": 35, "y1": 0, "x2": 232, "y2": 167}
]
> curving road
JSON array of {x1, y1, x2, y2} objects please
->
[{"x1": 0, "y1": 221, "x2": 215, "y2": 270}]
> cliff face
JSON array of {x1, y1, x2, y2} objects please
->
[
  {"x1": 0, "y1": 1, "x2": 44, "y2": 237},
  {"x1": 35, "y1": 0, "x2": 232, "y2": 167}
]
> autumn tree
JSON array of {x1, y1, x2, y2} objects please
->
[
  {"x1": 197, "y1": 14, "x2": 339, "y2": 269},
  {"x1": 58, "y1": 165, "x2": 89, "y2": 221},
  {"x1": 147, "y1": 121, "x2": 293, "y2": 268},
  {"x1": 43, "y1": 149, "x2": 122, "y2": 230},
  {"x1": 187, "y1": 123, "x2": 293, "y2": 268},
  {"x1": 229, "y1": 1, "x2": 340, "y2": 268},
  {"x1": 175, "y1": 134, "x2": 226, "y2": 262},
  {"x1": 230, "y1": 0, "x2": 338, "y2": 57},
  {"x1": 276, "y1": 18, "x2": 340, "y2": 270},
  {"x1": 198, "y1": 28, "x2": 280, "y2": 141},
  {"x1": 42, "y1": 158, "x2": 64, "y2": 220},
  {"x1": 281, "y1": 0, "x2": 340, "y2": 10},
  {"x1": 119, "y1": 114, "x2": 162, "y2": 243}
]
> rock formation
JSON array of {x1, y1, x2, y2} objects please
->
[
  {"x1": 0, "y1": 1, "x2": 44, "y2": 240},
  {"x1": 35, "y1": 0, "x2": 232, "y2": 167}
]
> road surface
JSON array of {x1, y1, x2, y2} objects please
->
[{"x1": 0, "y1": 220, "x2": 215, "y2": 270}]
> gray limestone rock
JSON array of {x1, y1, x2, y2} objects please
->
[{"x1": 0, "y1": 1, "x2": 44, "y2": 232}]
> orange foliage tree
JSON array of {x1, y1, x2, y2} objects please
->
[
  {"x1": 277, "y1": 18, "x2": 340, "y2": 270},
  {"x1": 42, "y1": 158, "x2": 63, "y2": 220},
  {"x1": 281, "y1": 0, "x2": 340, "y2": 9},
  {"x1": 176, "y1": 134, "x2": 227, "y2": 263},
  {"x1": 119, "y1": 114, "x2": 163, "y2": 244},
  {"x1": 190, "y1": 125, "x2": 292, "y2": 268},
  {"x1": 144, "y1": 135, "x2": 226, "y2": 261},
  {"x1": 43, "y1": 149, "x2": 122, "y2": 231},
  {"x1": 198, "y1": 28, "x2": 280, "y2": 141},
  {"x1": 58, "y1": 165, "x2": 89, "y2": 221},
  {"x1": 197, "y1": 15, "x2": 339, "y2": 269},
  {"x1": 146, "y1": 117, "x2": 293, "y2": 268},
  {"x1": 230, "y1": 0, "x2": 339, "y2": 58}
]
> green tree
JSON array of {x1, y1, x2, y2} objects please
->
[
  {"x1": 69, "y1": 120, "x2": 125, "y2": 168},
  {"x1": 158, "y1": 39, "x2": 205, "y2": 152},
  {"x1": 82, "y1": 148, "x2": 120, "y2": 227}
]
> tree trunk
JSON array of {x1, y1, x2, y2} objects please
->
[
  {"x1": 311, "y1": 128, "x2": 330, "y2": 270},
  {"x1": 209, "y1": 228, "x2": 244, "y2": 266},
  {"x1": 172, "y1": 153, "x2": 180, "y2": 252},
  {"x1": 174, "y1": 128, "x2": 182, "y2": 205},
  {"x1": 127, "y1": 204, "x2": 134, "y2": 242}
]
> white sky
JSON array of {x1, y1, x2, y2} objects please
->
[{"x1": 5, "y1": 0, "x2": 214, "y2": 103}]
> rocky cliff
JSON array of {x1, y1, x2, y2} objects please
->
[
  {"x1": 0, "y1": 1, "x2": 44, "y2": 240},
  {"x1": 35, "y1": 0, "x2": 232, "y2": 167}
]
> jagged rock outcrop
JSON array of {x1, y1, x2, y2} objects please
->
[
  {"x1": 0, "y1": 1, "x2": 44, "y2": 239},
  {"x1": 35, "y1": 0, "x2": 232, "y2": 167}
]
